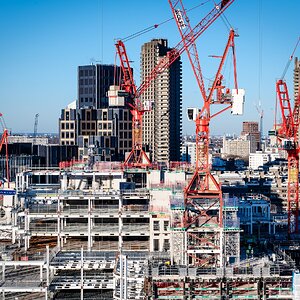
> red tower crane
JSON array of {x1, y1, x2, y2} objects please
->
[
  {"x1": 169, "y1": 0, "x2": 239, "y2": 266},
  {"x1": 115, "y1": 0, "x2": 235, "y2": 168},
  {"x1": 0, "y1": 113, "x2": 10, "y2": 188},
  {"x1": 276, "y1": 80, "x2": 300, "y2": 234}
]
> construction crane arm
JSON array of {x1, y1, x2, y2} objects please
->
[{"x1": 136, "y1": 0, "x2": 234, "y2": 98}]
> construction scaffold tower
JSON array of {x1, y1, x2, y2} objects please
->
[{"x1": 169, "y1": 0, "x2": 244, "y2": 266}]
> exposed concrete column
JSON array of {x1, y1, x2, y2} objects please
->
[
  {"x1": 46, "y1": 245, "x2": 50, "y2": 287},
  {"x1": 118, "y1": 194, "x2": 122, "y2": 251},
  {"x1": 24, "y1": 210, "x2": 30, "y2": 251},
  {"x1": 40, "y1": 264, "x2": 43, "y2": 283},
  {"x1": 2, "y1": 263, "x2": 5, "y2": 281},
  {"x1": 26, "y1": 174, "x2": 29, "y2": 189},
  {"x1": 57, "y1": 197, "x2": 61, "y2": 250},
  {"x1": 88, "y1": 197, "x2": 91, "y2": 251},
  {"x1": 81, "y1": 247, "x2": 84, "y2": 300},
  {"x1": 250, "y1": 207, "x2": 253, "y2": 235}
]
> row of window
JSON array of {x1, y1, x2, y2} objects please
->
[
  {"x1": 79, "y1": 87, "x2": 95, "y2": 94},
  {"x1": 61, "y1": 122, "x2": 74, "y2": 130},
  {"x1": 79, "y1": 69, "x2": 95, "y2": 76},
  {"x1": 153, "y1": 220, "x2": 169, "y2": 231},
  {"x1": 61, "y1": 141, "x2": 75, "y2": 145},
  {"x1": 61, "y1": 132, "x2": 74, "y2": 139}
]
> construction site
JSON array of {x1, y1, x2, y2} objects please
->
[{"x1": 1, "y1": 0, "x2": 300, "y2": 299}]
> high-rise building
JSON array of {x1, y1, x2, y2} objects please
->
[
  {"x1": 294, "y1": 57, "x2": 300, "y2": 100},
  {"x1": 78, "y1": 64, "x2": 122, "y2": 109},
  {"x1": 241, "y1": 121, "x2": 260, "y2": 150},
  {"x1": 140, "y1": 39, "x2": 182, "y2": 163},
  {"x1": 59, "y1": 63, "x2": 132, "y2": 162}
]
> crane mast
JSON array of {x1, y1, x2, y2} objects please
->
[
  {"x1": 33, "y1": 113, "x2": 39, "y2": 145},
  {"x1": 169, "y1": 0, "x2": 238, "y2": 266},
  {"x1": 276, "y1": 80, "x2": 300, "y2": 234},
  {"x1": 0, "y1": 113, "x2": 10, "y2": 188},
  {"x1": 116, "y1": 0, "x2": 235, "y2": 168}
]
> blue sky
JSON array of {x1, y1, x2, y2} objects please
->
[{"x1": 0, "y1": 0, "x2": 299, "y2": 135}]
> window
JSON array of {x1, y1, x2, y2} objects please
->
[
  {"x1": 87, "y1": 111, "x2": 91, "y2": 120},
  {"x1": 87, "y1": 123, "x2": 90, "y2": 130},
  {"x1": 66, "y1": 132, "x2": 69, "y2": 138},
  {"x1": 70, "y1": 132, "x2": 74, "y2": 138},
  {"x1": 66, "y1": 123, "x2": 69, "y2": 130},
  {"x1": 108, "y1": 123, "x2": 111, "y2": 130},
  {"x1": 70, "y1": 123, "x2": 74, "y2": 129},
  {"x1": 99, "y1": 123, "x2": 102, "y2": 129},
  {"x1": 103, "y1": 123, "x2": 107, "y2": 130},
  {"x1": 120, "y1": 123, "x2": 123, "y2": 130},
  {"x1": 153, "y1": 221, "x2": 160, "y2": 231},
  {"x1": 103, "y1": 111, "x2": 107, "y2": 120},
  {"x1": 124, "y1": 123, "x2": 127, "y2": 130},
  {"x1": 163, "y1": 239, "x2": 170, "y2": 251},
  {"x1": 82, "y1": 123, "x2": 86, "y2": 130},
  {"x1": 105, "y1": 137, "x2": 110, "y2": 148},
  {"x1": 164, "y1": 221, "x2": 169, "y2": 231},
  {"x1": 66, "y1": 112, "x2": 70, "y2": 121},
  {"x1": 124, "y1": 111, "x2": 128, "y2": 120},
  {"x1": 154, "y1": 239, "x2": 159, "y2": 251},
  {"x1": 61, "y1": 132, "x2": 65, "y2": 138},
  {"x1": 61, "y1": 123, "x2": 65, "y2": 129}
]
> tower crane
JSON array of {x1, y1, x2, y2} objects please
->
[
  {"x1": 0, "y1": 113, "x2": 10, "y2": 188},
  {"x1": 115, "y1": 0, "x2": 235, "y2": 168},
  {"x1": 276, "y1": 81, "x2": 300, "y2": 235},
  {"x1": 275, "y1": 38, "x2": 300, "y2": 235},
  {"x1": 33, "y1": 113, "x2": 39, "y2": 145},
  {"x1": 169, "y1": 0, "x2": 242, "y2": 266},
  {"x1": 255, "y1": 103, "x2": 264, "y2": 149}
]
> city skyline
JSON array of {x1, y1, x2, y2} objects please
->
[{"x1": 0, "y1": 0, "x2": 299, "y2": 135}]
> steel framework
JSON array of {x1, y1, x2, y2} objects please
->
[
  {"x1": 169, "y1": 0, "x2": 237, "y2": 266},
  {"x1": 276, "y1": 80, "x2": 300, "y2": 234},
  {"x1": 0, "y1": 113, "x2": 9, "y2": 187},
  {"x1": 116, "y1": 0, "x2": 235, "y2": 168}
]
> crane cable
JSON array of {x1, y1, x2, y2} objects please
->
[
  {"x1": 121, "y1": 0, "x2": 211, "y2": 42},
  {"x1": 281, "y1": 37, "x2": 300, "y2": 80}
]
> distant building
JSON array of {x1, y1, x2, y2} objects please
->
[
  {"x1": 8, "y1": 135, "x2": 50, "y2": 145},
  {"x1": 181, "y1": 142, "x2": 196, "y2": 165},
  {"x1": 59, "y1": 101, "x2": 77, "y2": 146},
  {"x1": 241, "y1": 121, "x2": 260, "y2": 151},
  {"x1": 141, "y1": 39, "x2": 182, "y2": 163},
  {"x1": 222, "y1": 136, "x2": 250, "y2": 159},
  {"x1": 249, "y1": 152, "x2": 270, "y2": 170}
]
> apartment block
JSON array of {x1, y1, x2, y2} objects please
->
[{"x1": 141, "y1": 39, "x2": 182, "y2": 163}]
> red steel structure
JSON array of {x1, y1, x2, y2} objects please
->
[
  {"x1": 276, "y1": 80, "x2": 300, "y2": 234},
  {"x1": 169, "y1": 0, "x2": 237, "y2": 266},
  {"x1": 0, "y1": 113, "x2": 10, "y2": 188},
  {"x1": 115, "y1": 0, "x2": 235, "y2": 168}
]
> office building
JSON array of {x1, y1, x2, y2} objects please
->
[
  {"x1": 78, "y1": 64, "x2": 122, "y2": 109},
  {"x1": 140, "y1": 39, "x2": 182, "y2": 163}
]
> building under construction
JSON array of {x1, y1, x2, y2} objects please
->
[
  {"x1": 1, "y1": 1, "x2": 300, "y2": 300},
  {"x1": 0, "y1": 162, "x2": 299, "y2": 299}
]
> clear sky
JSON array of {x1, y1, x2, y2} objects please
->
[{"x1": 0, "y1": 0, "x2": 299, "y2": 136}]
